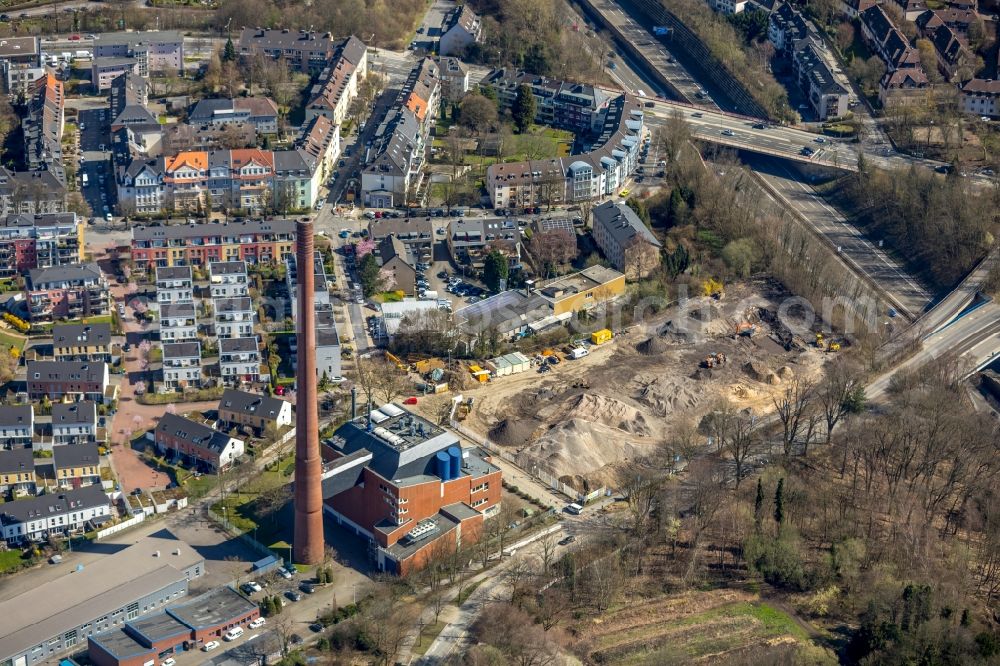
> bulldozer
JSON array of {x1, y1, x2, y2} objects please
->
[{"x1": 700, "y1": 352, "x2": 728, "y2": 369}]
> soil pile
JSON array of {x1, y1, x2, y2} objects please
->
[
  {"x1": 744, "y1": 360, "x2": 771, "y2": 382},
  {"x1": 658, "y1": 320, "x2": 698, "y2": 344},
  {"x1": 526, "y1": 419, "x2": 660, "y2": 480},
  {"x1": 637, "y1": 336, "x2": 671, "y2": 356},
  {"x1": 635, "y1": 375, "x2": 704, "y2": 416},
  {"x1": 489, "y1": 418, "x2": 538, "y2": 447},
  {"x1": 564, "y1": 394, "x2": 652, "y2": 435},
  {"x1": 777, "y1": 366, "x2": 794, "y2": 380}
]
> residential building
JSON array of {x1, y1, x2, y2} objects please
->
[
  {"x1": 915, "y1": 12, "x2": 970, "y2": 80},
  {"x1": 108, "y1": 71, "x2": 151, "y2": 129},
  {"x1": 0, "y1": 448, "x2": 35, "y2": 495},
  {"x1": 218, "y1": 336, "x2": 262, "y2": 384},
  {"x1": 154, "y1": 413, "x2": 245, "y2": 472},
  {"x1": 155, "y1": 265, "x2": 194, "y2": 305},
  {"x1": 792, "y1": 37, "x2": 850, "y2": 119},
  {"x1": 26, "y1": 262, "x2": 108, "y2": 322},
  {"x1": 367, "y1": 217, "x2": 433, "y2": 260},
  {"x1": 322, "y1": 403, "x2": 501, "y2": 575},
  {"x1": 304, "y1": 35, "x2": 368, "y2": 125},
  {"x1": 23, "y1": 74, "x2": 64, "y2": 178},
  {"x1": 161, "y1": 342, "x2": 202, "y2": 390},
  {"x1": 361, "y1": 108, "x2": 422, "y2": 208},
  {"x1": 591, "y1": 200, "x2": 662, "y2": 279},
  {"x1": 27, "y1": 361, "x2": 110, "y2": 403},
  {"x1": 213, "y1": 296, "x2": 254, "y2": 338},
  {"x1": 709, "y1": 0, "x2": 747, "y2": 13},
  {"x1": 87, "y1": 587, "x2": 259, "y2": 666},
  {"x1": 400, "y1": 58, "x2": 441, "y2": 134},
  {"x1": 159, "y1": 302, "x2": 198, "y2": 342},
  {"x1": 130, "y1": 218, "x2": 295, "y2": 272},
  {"x1": 0, "y1": 212, "x2": 83, "y2": 280},
  {"x1": 91, "y1": 57, "x2": 140, "y2": 92},
  {"x1": 485, "y1": 93, "x2": 644, "y2": 209},
  {"x1": 0, "y1": 534, "x2": 203, "y2": 666},
  {"x1": 297, "y1": 114, "x2": 341, "y2": 182},
  {"x1": 217, "y1": 388, "x2": 292, "y2": 436},
  {"x1": 0, "y1": 168, "x2": 66, "y2": 217},
  {"x1": 439, "y1": 5, "x2": 483, "y2": 56},
  {"x1": 208, "y1": 261, "x2": 248, "y2": 298},
  {"x1": 51, "y1": 400, "x2": 98, "y2": 445},
  {"x1": 0, "y1": 405, "x2": 33, "y2": 448},
  {"x1": 52, "y1": 442, "x2": 101, "y2": 489},
  {"x1": 92, "y1": 31, "x2": 184, "y2": 78},
  {"x1": 537, "y1": 265, "x2": 626, "y2": 316},
  {"x1": 840, "y1": 0, "x2": 877, "y2": 18},
  {"x1": 188, "y1": 97, "x2": 280, "y2": 134},
  {"x1": 438, "y1": 56, "x2": 470, "y2": 101},
  {"x1": 290, "y1": 306, "x2": 341, "y2": 380},
  {"x1": 446, "y1": 217, "x2": 520, "y2": 267},
  {"x1": 286, "y1": 250, "x2": 330, "y2": 315},
  {"x1": 272, "y1": 148, "x2": 322, "y2": 213},
  {"x1": 487, "y1": 69, "x2": 614, "y2": 134},
  {"x1": 0, "y1": 37, "x2": 43, "y2": 99},
  {"x1": 378, "y1": 236, "x2": 417, "y2": 295},
  {"x1": 894, "y1": 0, "x2": 929, "y2": 20},
  {"x1": 859, "y1": 4, "x2": 929, "y2": 104},
  {"x1": 0, "y1": 485, "x2": 111, "y2": 544},
  {"x1": 238, "y1": 27, "x2": 336, "y2": 72},
  {"x1": 768, "y1": 3, "x2": 814, "y2": 53},
  {"x1": 960, "y1": 78, "x2": 1000, "y2": 118},
  {"x1": 52, "y1": 322, "x2": 113, "y2": 362}
]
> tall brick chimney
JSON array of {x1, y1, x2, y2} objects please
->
[{"x1": 293, "y1": 219, "x2": 324, "y2": 565}]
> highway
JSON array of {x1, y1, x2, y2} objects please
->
[{"x1": 748, "y1": 156, "x2": 932, "y2": 320}]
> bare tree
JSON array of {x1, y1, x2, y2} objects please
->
[{"x1": 772, "y1": 379, "x2": 815, "y2": 457}]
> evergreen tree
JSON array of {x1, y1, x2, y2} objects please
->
[
  {"x1": 511, "y1": 84, "x2": 536, "y2": 133},
  {"x1": 223, "y1": 37, "x2": 237, "y2": 62},
  {"x1": 482, "y1": 250, "x2": 509, "y2": 293},
  {"x1": 754, "y1": 478, "x2": 764, "y2": 530},
  {"x1": 774, "y1": 478, "x2": 785, "y2": 526}
]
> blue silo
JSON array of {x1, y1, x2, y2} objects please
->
[
  {"x1": 435, "y1": 451, "x2": 451, "y2": 481},
  {"x1": 448, "y1": 446, "x2": 462, "y2": 479}
]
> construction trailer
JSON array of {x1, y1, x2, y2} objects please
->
[{"x1": 591, "y1": 329, "x2": 613, "y2": 345}]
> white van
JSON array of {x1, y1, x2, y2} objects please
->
[
  {"x1": 223, "y1": 627, "x2": 244, "y2": 641},
  {"x1": 566, "y1": 503, "x2": 583, "y2": 515},
  {"x1": 570, "y1": 348, "x2": 589, "y2": 359}
]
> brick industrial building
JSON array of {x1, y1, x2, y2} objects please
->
[{"x1": 321, "y1": 402, "x2": 501, "y2": 575}]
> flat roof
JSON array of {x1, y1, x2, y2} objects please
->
[
  {"x1": 127, "y1": 612, "x2": 190, "y2": 645},
  {"x1": 539, "y1": 265, "x2": 622, "y2": 298},
  {"x1": 0, "y1": 532, "x2": 201, "y2": 661},
  {"x1": 166, "y1": 586, "x2": 256, "y2": 630}
]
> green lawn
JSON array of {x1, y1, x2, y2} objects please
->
[
  {"x1": 0, "y1": 549, "x2": 28, "y2": 574},
  {"x1": 210, "y1": 454, "x2": 295, "y2": 545},
  {"x1": 0, "y1": 329, "x2": 26, "y2": 352},
  {"x1": 411, "y1": 619, "x2": 447, "y2": 657}
]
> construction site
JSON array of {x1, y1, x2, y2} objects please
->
[{"x1": 409, "y1": 279, "x2": 844, "y2": 491}]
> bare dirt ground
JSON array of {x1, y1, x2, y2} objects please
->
[{"x1": 420, "y1": 280, "x2": 835, "y2": 489}]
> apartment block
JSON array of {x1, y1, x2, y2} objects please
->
[
  {"x1": 961, "y1": 78, "x2": 1000, "y2": 118},
  {"x1": 0, "y1": 168, "x2": 67, "y2": 217},
  {"x1": 155, "y1": 265, "x2": 194, "y2": 305},
  {"x1": 26, "y1": 263, "x2": 108, "y2": 323},
  {"x1": 92, "y1": 30, "x2": 184, "y2": 79},
  {"x1": 23, "y1": 74, "x2": 64, "y2": 178},
  {"x1": 162, "y1": 341, "x2": 202, "y2": 390},
  {"x1": 285, "y1": 250, "x2": 330, "y2": 315},
  {"x1": 218, "y1": 337, "x2": 262, "y2": 384},
  {"x1": 439, "y1": 5, "x2": 482, "y2": 56},
  {"x1": 0, "y1": 212, "x2": 83, "y2": 280},
  {"x1": 51, "y1": 400, "x2": 98, "y2": 445},
  {"x1": 52, "y1": 322, "x2": 113, "y2": 362},
  {"x1": 0, "y1": 36, "x2": 44, "y2": 98},
  {"x1": 188, "y1": 97, "x2": 280, "y2": 134},
  {"x1": 238, "y1": 27, "x2": 336, "y2": 72},
  {"x1": 591, "y1": 200, "x2": 662, "y2": 279},
  {"x1": 130, "y1": 219, "x2": 295, "y2": 272},
  {"x1": 213, "y1": 296, "x2": 254, "y2": 339},
  {"x1": 158, "y1": 302, "x2": 198, "y2": 342},
  {"x1": 208, "y1": 261, "x2": 249, "y2": 299},
  {"x1": 304, "y1": 35, "x2": 368, "y2": 125},
  {"x1": 290, "y1": 306, "x2": 341, "y2": 381},
  {"x1": 27, "y1": 361, "x2": 110, "y2": 403}
]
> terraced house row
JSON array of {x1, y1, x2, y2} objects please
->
[{"x1": 129, "y1": 218, "x2": 296, "y2": 271}]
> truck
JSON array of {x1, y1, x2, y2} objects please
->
[{"x1": 81, "y1": 173, "x2": 88, "y2": 186}]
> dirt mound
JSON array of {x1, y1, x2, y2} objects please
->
[
  {"x1": 657, "y1": 320, "x2": 698, "y2": 344},
  {"x1": 744, "y1": 360, "x2": 771, "y2": 382},
  {"x1": 447, "y1": 369, "x2": 476, "y2": 391},
  {"x1": 635, "y1": 376, "x2": 704, "y2": 416},
  {"x1": 636, "y1": 336, "x2": 671, "y2": 355},
  {"x1": 525, "y1": 418, "x2": 660, "y2": 480},
  {"x1": 564, "y1": 393, "x2": 651, "y2": 435},
  {"x1": 777, "y1": 366, "x2": 794, "y2": 380},
  {"x1": 489, "y1": 418, "x2": 538, "y2": 446}
]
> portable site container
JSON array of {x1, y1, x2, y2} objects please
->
[{"x1": 591, "y1": 329, "x2": 613, "y2": 345}]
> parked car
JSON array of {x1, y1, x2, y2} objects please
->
[
  {"x1": 285, "y1": 590, "x2": 303, "y2": 602},
  {"x1": 202, "y1": 641, "x2": 220, "y2": 652},
  {"x1": 309, "y1": 623, "x2": 324, "y2": 633},
  {"x1": 278, "y1": 568, "x2": 293, "y2": 580},
  {"x1": 300, "y1": 582, "x2": 315, "y2": 594},
  {"x1": 249, "y1": 618, "x2": 266, "y2": 629},
  {"x1": 242, "y1": 581, "x2": 262, "y2": 594},
  {"x1": 558, "y1": 535, "x2": 577, "y2": 545},
  {"x1": 161, "y1": 659, "x2": 175, "y2": 666}
]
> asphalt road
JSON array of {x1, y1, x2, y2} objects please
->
[{"x1": 749, "y1": 156, "x2": 932, "y2": 320}]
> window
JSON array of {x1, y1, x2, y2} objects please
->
[{"x1": 126, "y1": 602, "x2": 139, "y2": 620}]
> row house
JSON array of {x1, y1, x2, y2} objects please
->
[
  {"x1": 159, "y1": 302, "x2": 198, "y2": 342},
  {"x1": 156, "y1": 265, "x2": 194, "y2": 305},
  {"x1": 915, "y1": 11, "x2": 971, "y2": 80},
  {"x1": 188, "y1": 96, "x2": 280, "y2": 134},
  {"x1": 400, "y1": 58, "x2": 441, "y2": 135},
  {"x1": 26, "y1": 262, "x2": 109, "y2": 323},
  {"x1": 238, "y1": 27, "x2": 336, "y2": 73},
  {"x1": 0, "y1": 212, "x2": 82, "y2": 280},
  {"x1": 162, "y1": 341, "x2": 202, "y2": 390},
  {"x1": 208, "y1": 261, "x2": 249, "y2": 298},
  {"x1": 0, "y1": 486, "x2": 110, "y2": 544},
  {"x1": 218, "y1": 336, "x2": 262, "y2": 384},
  {"x1": 0, "y1": 448, "x2": 35, "y2": 495},
  {"x1": 304, "y1": 35, "x2": 367, "y2": 126},
  {"x1": 116, "y1": 148, "x2": 321, "y2": 215},
  {"x1": 52, "y1": 442, "x2": 102, "y2": 489},
  {"x1": 51, "y1": 400, "x2": 98, "y2": 445},
  {"x1": 0, "y1": 36, "x2": 44, "y2": 99},
  {"x1": 27, "y1": 361, "x2": 110, "y2": 403},
  {"x1": 0, "y1": 405, "x2": 33, "y2": 448},
  {"x1": 859, "y1": 5, "x2": 929, "y2": 105},
  {"x1": 130, "y1": 218, "x2": 295, "y2": 272},
  {"x1": 154, "y1": 413, "x2": 244, "y2": 473},
  {"x1": 213, "y1": 296, "x2": 254, "y2": 338},
  {"x1": 52, "y1": 322, "x2": 113, "y2": 363},
  {"x1": 23, "y1": 74, "x2": 64, "y2": 177},
  {"x1": 486, "y1": 96, "x2": 644, "y2": 209},
  {"x1": 218, "y1": 388, "x2": 292, "y2": 437}
]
